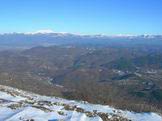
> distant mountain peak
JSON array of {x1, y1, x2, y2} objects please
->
[
  {"x1": 28, "y1": 29, "x2": 55, "y2": 34},
  {"x1": 35, "y1": 29, "x2": 54, "y2": 33},
  {"x1": 25, "y1": 29, "x2": 83, "y2": 36}
]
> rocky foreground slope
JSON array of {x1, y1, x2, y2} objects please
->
[{"x1": 0, "y1": 85, "x2": 162, "y2": 121}]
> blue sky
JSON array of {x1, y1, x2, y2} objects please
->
[{"x1": 0, "y1": 0, "x2": 162, "y2": 35}]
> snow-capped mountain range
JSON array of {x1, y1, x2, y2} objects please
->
[
  {"x1": 1, "y1": 29, "x2": 162, "y2": 38},
  {"x1": 0, "y1": 30, "x2": 162, "y2": 50},
  {"x1": 0, "y1": 85, "x2": 162, "y2": 121}
]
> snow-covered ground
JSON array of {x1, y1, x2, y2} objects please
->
[{"x1": 0, "y1": 85, "x2": 161, "y2": 121}]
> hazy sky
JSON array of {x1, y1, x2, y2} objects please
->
[{"x1": 0, "y1": 0, "x2": 162, "y2": 35}]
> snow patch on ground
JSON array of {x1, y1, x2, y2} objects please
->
[{"x1": 0, "y1": 85, "x2": 162, "y2": 121}]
